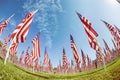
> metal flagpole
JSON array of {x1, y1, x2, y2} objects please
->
[
  {"x1": 9, "y1": 14, "x2": 15, "y2": 20},
  {"x1": 4, "y1": 14, "x2": 15, "y2": 64},
  {"x1": 4, "y1": 39, "x2": 14, "y2": 64}
]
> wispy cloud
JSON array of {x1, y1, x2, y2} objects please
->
[{"x1": 23, "y1": 0, "x2": 63, "y2": 48}]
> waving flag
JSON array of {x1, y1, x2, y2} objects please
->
[
  {"x1": 32, "y1": 32, "x2": 40, "y2": 62},
  {"x1": 103, "y1": 39, "x2": 112, "y2": 61},
  {"x1": 111, "y1": 39, "x2": 117, "y2": 50},
  {"x1": 76, "y1": 12, "x2": 106, "y2": 70},
  {"x1": 87, "y1": 55, "x2": 93, "y2": 69},
  {"x1": 81, "y1": 49, "x2": 86, "y2": 69},
  {"x1": 27, "y1": 55, "x2": 33, "y2": 66},
  {"x1": 10, "y1": 10, "x2": 38, "y2": 43},
  {"x1": 4, "y1": 35, "x2": 10, "y2": 44},
  {"x1": 44, "y1": 48, "x2": 49, "y2": 67},
  {"x1": 49, "y1": 59, "x2": 53, "y2": 72},
  {"x1": 102, "y1": 20, "x2": 120, "y2": 50},
  {"x1": 96, "y1": 51, "x2": 103, "y2": 63},
  {"x1": 70, "y1": 34, "x2": 81, "y2": 69},
  {"x1": 24, "y1": 47, "x2": 30, "y2": 65},
  {"x1": 62, "y1": 48, "x2": 68, "y2": 71},
  {"x1": 102, "y1": 20, "x2": 117, "y2": 35},
  {"x1": 76, "y1": 12, "x2": 101, "y2": 51},
  {"x1": 0, "y1": 14, "x2": 14, "y2": 34},
  {"x1": 34, "y1": 58, "x2": 38, "y2": 69},
  {"x1": 103, "y1": 48, "x2": 109, "y2": 63},
  {"x1": 9, "y1": 42, "x2": 18, "y2": 55},
  {"x1": 114, "y1": 25, "x2": 120, "y2": 35},
  {"x1": 2, "y1": 35, "x2": 10, "y2": 49}
]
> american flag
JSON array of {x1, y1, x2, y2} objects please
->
[
  {"x1": 70, "y1": 60, "x2": 74, "y2": 73},
  {"x1": 76, "y1": 12, "x2": 101, "y2": 51},
  {"x1": 19, "y1": 51, "x2": 24, "y2": 64},
  {"x1": 103, "y1": 39, "x2": 112, "y2": 61},
  {"x1": 114, "y1": 25, "x2": 120, "y2": 35},
  {"x1": 2, "y1": 35, "x2": 10, "y2": 49},
  {"x1": 111, "y1": 39, "x2": 117, "y2": 50},
  {"x1": 10, "y1": 10, "x2": 38, "y2": 43},
  {"x1": 32, "y1": 32, "x2": 40, "y2": 62},
  {"x1": 62, "y1": 48, "x2": 68, "y2": 70},
  {"x1": 27, "y1": 55, "x2": 33, "y2": 66},
  {"x1": 44, "y1": 48, "x2": 49, "y2": 67},
  {"x1": 102, "y1": 20, "x2": 117, "y2": 35},
  {"x1": 102, "y1": 20, "x2": 120, "y2": 50},
  {"x1": 9, "y1": 42, "x2": 18, "y2": 55},
  {"x1": 0, "y1": 14, "x2": 14, "y2": 34},
  {"x1": 96, "y1": 51, "x2": 103, "y2": 63},
  {"x1": 24, "y1": 47, "x2": 30, "y2": 65},
  {"x1": 4, "y1": 35, "x2": 10, "y2": 44},
  {"x1": 49, "y1": 60, "x2": 53, "y2": 72},
  {"x1": 81, "y1": 49, "x2": 86, "y2": 69},
  {"x1": 103, "y1": 48, "x2": 108, "y2": 62},
  {"x1": 4, "y1": 11, "x2": 37, "y2": 64},
  {"x1": 34, "y1": 58, "x2": 38, "y2": 67},
  {"x1": 70, "y1": 35, "x2": 81, "y2": 65},
  {"x1": 87, "y1": 55, "x2": 92, "y2": 69}
]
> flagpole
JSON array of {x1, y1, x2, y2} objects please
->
[
  {"x1": 4, "y1": 39, "x2": 14, "y2": 64},
  {"x1": 9, "y1": 14, "x2": 15, "y2": 19},
  {"x1": 4, "y1": 14, "x2": 15, "y2": 65}
]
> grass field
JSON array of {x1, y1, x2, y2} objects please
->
[{"x1": 0, "y1": 56, "x2": 120, "y2": 80}]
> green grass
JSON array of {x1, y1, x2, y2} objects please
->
[{"x1": 0, "y1": 56, "x2": 120, "y2": 80}]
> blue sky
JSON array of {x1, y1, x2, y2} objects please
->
[{"x1": 0, "y1": 0, "x2": 120, "y2": 67}]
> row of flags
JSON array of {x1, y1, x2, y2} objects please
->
[
  {"x1": 18, "y1": 47, "x2": 53, "y2": 72},
  {"x1": 3, "y1": 10, "x2": 38, "y2": 64},
  {"x1": 32, "y1": 33, "x2": 40, "y2": 63},
  {"x1": 0, "y1": 10, "x2": 119, "y2": 73},
  {"x1": 44, "y1": 48, "x2": 50, "y2": 67},
  {"x1": 76, "y1": 12, "x2": 120, "y2": 70},
  {"x1": 102, "y1": 20, "x2": 120, "y2": 50},
  {"x1": 56, "y1": 12, "x2": 119, "y2": 73},
  {"x1": 62, "y1": 48, "x2": 68, "y2": 72}
]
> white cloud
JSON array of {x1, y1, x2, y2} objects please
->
[{"x1": 23, "y1": 0, "x2": 63, "y2": 48}]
